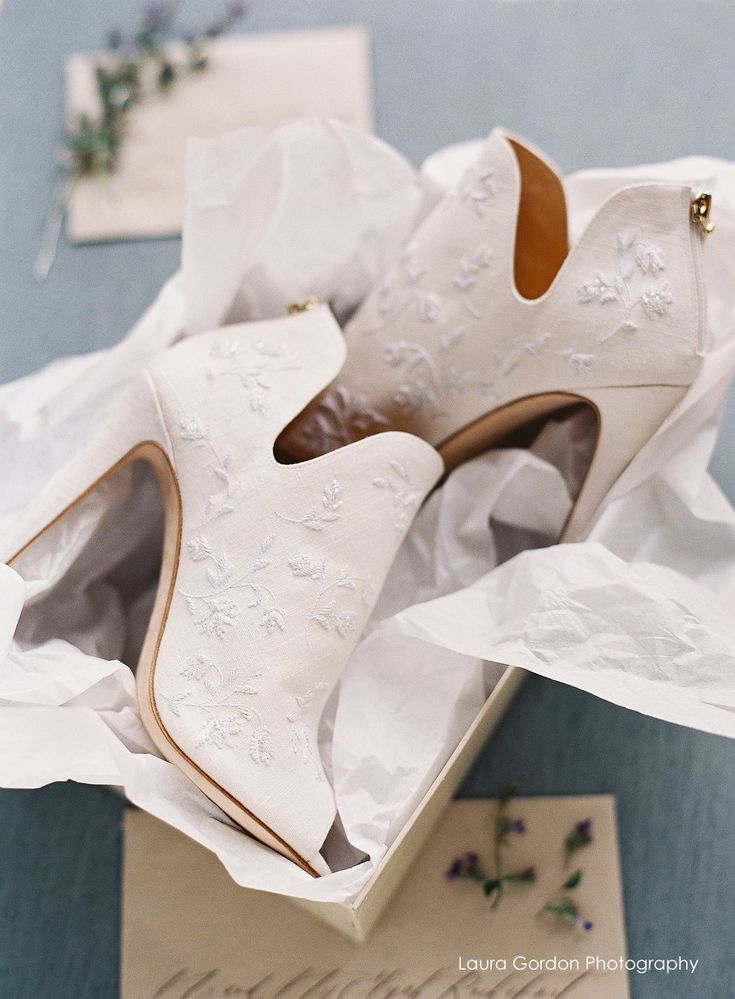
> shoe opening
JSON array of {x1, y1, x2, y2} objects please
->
[{"x1": 509, "y1": 137, "x2": 569, "y2": 301}]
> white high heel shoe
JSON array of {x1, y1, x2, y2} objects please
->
[
  {"x1": 2, "y1": 305, "x2": 443, "y2": 875},
  {"x1": 283, "y1": 129, "x2": 711, "y2": 541}
]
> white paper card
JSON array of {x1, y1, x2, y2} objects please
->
[
  {"x1": 65, "y1": 27, "x2": 373, "y2": 242},
  {"x1": 122, "y1": 796, "x2": 629, "y2": 998}
]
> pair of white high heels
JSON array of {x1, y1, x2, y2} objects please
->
[{"x1": 2, "y1": 129, "x2": 711, "y2": 875}]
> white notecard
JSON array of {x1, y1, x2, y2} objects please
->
[
  {"x1": 65, "y1": 26, "x2": 373, "y2": 242},
  {"x1": 122, "y1": 796, "x2": 629, "y2": 998}
]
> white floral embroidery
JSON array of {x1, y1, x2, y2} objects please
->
[
  {"x1": 377, "y1": 243, "x2": 427, "y2": 318},
  {"x1": 287, "y1": 684, "x2": 327, "y2": 723},
  {"x1": 197, "y1": 716, "x2": 242, "y2": 749},
  {"x1": 310, "y1": 600, "x2": 357, "y2": 636},
  {"x1": 543, "y1": 343, "x2": 596, "y2": 377},
  {"x1": 335, "y1": 565, "x2": 375, "y2": 605},
  {"x1": 187, "y1": 536, "x2": 213, "y2": 561},
  {"x1": 641, "y1": 286, "x2": 673, "y2": 317},
  {"x1": 394, "y1": 377, "x2": 440, "y2": 414},
  {"x1": 180, "y1": 534, "x2": 285, "y2": 637},
  {"x1": 179, "y1": 416, "x2": 239, "y2": 525},
  {"x1": 188, "y1": 539, "x2": 233, "y2": 589},
  {"x1": 276, "y1": 480, "x2": 343, "y2": 531},
  {"x1": 162, "y1": 656, "x2": 275, "y2": 762},
  {"x1": 578, "y1": 231, "x2": 673, "y2": 341},
  {"x1": 259, "y1": 603, "x2": 286, "y2": 634},
  {"x1": 369, "y1": 245, "x2": 443, "y2": 332},
  {"x1": 287, "y1": 682, "x2": 329, "y2": 775},
  {"x1": 249, "y1": 726, "x2": 276, "y2": 765},
  {"x1": 289, "y1": 555, "x2": 326, "y2": 579},
  {"x1": 362, "y1": 226, "x2": 550, "y2": 422},
  {"x1": 185, "y1": 597, "x2": 238, "y2": 638},
  {"x1": 249, "y1": 534, "x2": 276, "y2": 573},
  {"x1": 401, "y1": 243, "x2": 427, "y2": 285},
  {"x1": 377, "y1": 278, "x2": 399, "y2": 319},
  {"x1": 373, "y1": 461, "x2": 425, "y2": 533},
  {"x1": 307, "y1": 567, "x2": 374, "y2": 640},
  {"x1": 439, "y1": 326, "x2": 466, "y2": 352},
  {"x1": 181, "y1": 653, "x2": 213, "y2": 680},
  {"x1": 180, "y1": 416, "x2": 208, "y2": 441},
  {"x1": 418, "y1": 292, "x2": 441, "y2": 323},
  {"x1": 453, "y1": 245, "x2": 491, "y2": 318},
  {"x1": 385, "y1": 339, "x2": 440, "y2": 376},
  {"x1": 385, "y1": 330, "x2": 497, "y2": 417},
  {"x1": 187, "y1": 533, "x2": 271, "y2": 585},
  {"x1": 569, "y1": 352, "x2": 594, "y2": 375},
  {"x1": 385, "y1": 326, "x2": 555, "y2": 420},
  {"x1": 367, "y1": 234, "x2": 575, "y2": 423},
  {"x1": 458, "y1": 164, "x2": 496, "y2": 217},
  {"x1": 493, "y1": 332, "x2": 550, "y2": 381},
  {"x1": 635, "y1": 242, "x2": 665, "y2": 274},
  {"x1": 205, "y1": 338, "x2": 301, "y2": 416}
]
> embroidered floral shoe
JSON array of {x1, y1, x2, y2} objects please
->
[
  {"x1": 2, "y1": 306, "x2": 442, "y2": 876},
  {"x1": 282, "y1": 129, "x2": 710, "y2": 541}
]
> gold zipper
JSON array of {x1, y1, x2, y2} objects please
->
[
  {"x1": 691, "y1": 191, "x2": 714, "y2": 235},
  {"x1": 288, "y1": 297, "x2": 319, "y2": 314}
]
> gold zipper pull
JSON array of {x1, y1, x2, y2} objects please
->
[
  {"x1": 288, "y1": 297, "x2": 319, "y2": 315},
  {"x1": 691, "y1": 191, "x2": 714, "y2": 235}
]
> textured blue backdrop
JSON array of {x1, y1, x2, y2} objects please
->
[{"x1": 2, "y1": 2, "x2": 735, "y2": 996}]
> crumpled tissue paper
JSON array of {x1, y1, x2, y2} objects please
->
[{"x1": 2, "y1": 117, "x2": 735, "y2": 903}]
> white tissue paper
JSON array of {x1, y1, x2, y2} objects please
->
[{"x1": 3, "y1": 117, "x2": 735, "y2": 903}]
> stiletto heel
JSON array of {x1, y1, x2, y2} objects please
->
[
  {"x1": 2, "y1": 305, "x2": 443, "y2": 875},
  {"x1": 561, "y1": 383, "x2": 688, "y2": 541},
  {"x1": 2, "y1": 375, "x2": 170, "y2": 569}
]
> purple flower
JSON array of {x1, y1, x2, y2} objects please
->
[
  {"x1": 500, "y1": 816, "x2": 526, "y2": 835},
  {"x1": 577, "y1": 918, "x2": 594, "y2": 932},
  {"x1": 575, "y1": 819, "x2": 593, "y2": 842},
  {"x1": 465, "y1": 852, "x2": 479, "y2": 866},
  {"x1": 445, "y1": 858, "x2": 464, "y2": 880},
  {"x1": 565, "y1": 817, "x2": 594, "y2": 862}
]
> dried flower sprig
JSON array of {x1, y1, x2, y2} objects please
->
[
  {"x1": 445, "y1": 784, "x2": 536, "y2": 910},
  {"x1": 540, "y1": 898, "x2": 594, "y2": 932},
  {"x1": 564, "y1": 817, "x2": 593, "y2": 865},
  {"x1": 68, "y1": 0, "x2": 248, "y2": 178},
  {"x1": 539, "y1": 868, "x2": 594, "y2": 932},
  {"x1": 34, "y1": 0, "x2": 249, "y2": 280},
  {"x1": 539, "y1": 818, "x2": 595, "y2": 932}
]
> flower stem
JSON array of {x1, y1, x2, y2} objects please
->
[{"x1": 33, "y1": 175, "x2": 76, "y2": 282}]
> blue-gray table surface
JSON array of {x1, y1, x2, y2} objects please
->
[{"x1": 2, "y1": 2, "x2": 735, "y2": 997}]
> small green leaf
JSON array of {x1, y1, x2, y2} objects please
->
[
  {"x1": 541, "y1": 897, "x2": 578, "y2": 923},
  {"x1": 563, "y1": 869, "x2": 583, "y2": 890},
  {"x1": 483, "y1": 878, "x2": 500, "y2": 898}
]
